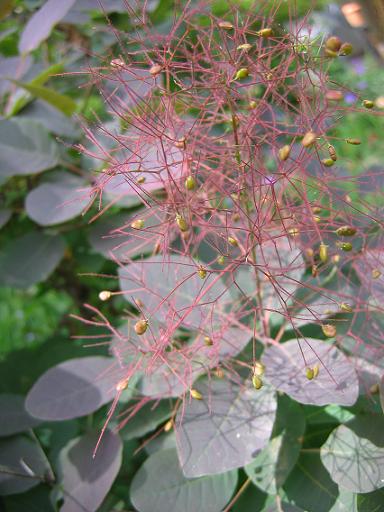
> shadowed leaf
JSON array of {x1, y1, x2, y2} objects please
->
[{"x1": 0, "y1": 394, "x2": 40, "y2": 437}]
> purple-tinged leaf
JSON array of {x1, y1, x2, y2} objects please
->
[
  {"x1": 17, "y1": 100, "x2": 79, "y2": 137},
  {"x1": 0, "y1": 208, "x2": 11, "y2": 229},
  {"x1": 0, "y1": 56, "x2": 32, "y2": 96},
  {"x1": 25, "y1": 172, "x2": 92, "y2": 226},
  {"x1": 130, "y1": 448, "x2": 238, "y2": 512},
  {"x1": 0, "y1": 119, "x2": 58, "y2": 177},
  {"x1": 25, "y1": 357, "x2": 119, "y2": 420},
  {"x1": 353, "y1": 357, "x2": 384, "y2": 395},
  {"x1": 57, "y1": 429, "x2": 122, "y2": 512},
  {"x1": 262, "y1": 339, "x2": 359, "y2": 406},
  {"x1": 0, "y1": 231, "x2": 65, "y2": 288},
  {"x1": 176, "y1": 378, "x2": 277, "y2": 477},
  {"x1": 0, "y1": 436, "x2": 52, "y2": 495},
  {"x1": 118, "y1": 255, "x2": 231, "y2": 329},
  {"x1": 321, "y1": 425, "x2": 384, "y2": 493},
  {"x1": 245, "y1": 397, "x2": 305, "y2": 493},
  {"x1": 0, "y1": 394, "x2": 40, "y2": 437},
  {"x1": 19, "y1": 0, "x2": 77, "y2": 54}
]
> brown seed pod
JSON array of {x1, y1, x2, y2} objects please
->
[
  {"x1": 237, "y1": 43, "x2": 252, "y2": 51},
  {"x1": 336, "y1": 225, "x2": 356, "y2": 236},
  {"x1": 319, "y1": 243, "x2": 328, "y2": 263},
  {"x1": 312, "y1": 264, "x2": 318, "y2": 277},
  {"x1": 134, "y1": 319, "x2": 148, "y2": 335},
  {"x1": 204, "y1": 336, "x2": 213, "y2": 346},
  {"x1": 333, "y1": 254, "x2": 340, "y2": 263},
  {"x1": 322, "y1": 324, "x2": 336, "y2": 338},
  {"x1": 372, "y1": 269, "x2": 381, "y2": 279},
  {"x1": 257, "y1": 27, "x2": 273, "y2": 37},
  {"x1": 326, "y1": 90, "x2": 344, "y2": 102},
  {"x1": 175, "y1": 137, "x2": 186, "y2": 149},
  {"x1": 362, "y1": 100, "x2": 374, "y2": 109},
  {"x1": 149, "y1": 64, "x2": 162, "y2": 76},
  {"x1": 137, "y1": 176, "x2": 146, "y2": 184},
  {"x1": 306, "y1": 248, "x2": 314, "y2": 258},
  {"x1": 302, "y1": 131, "x2": 317, "y2": 148},
  {"x1": 252, "y1": 375, "x2": 263, "y2": 389},
  {"x1": 278, "y1": 145, "x2": 291, "y2": 161},
  {"x1": 190, "y1": 389, "x2": 203, "y2": 400},
  {"x1": 131, "y1": 219, "x2": 145, "y2": 229},
  {"x1": 327, "y1": 145, "x2": 337, "y2": 161},
  {"x1": 325, "y1": 36, "x2": 342, "y2": 52},
  {"x1": 218, "y1": 21, "x2": 233, "y2": 29},
  {"x1": 215, "y1": 368, "x2": 224, "y2": 379},
  {"x1": 346, "y1": 138, "x2": 361, "y2": 145}
]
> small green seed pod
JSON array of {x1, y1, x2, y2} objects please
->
[
  {"x1": 336, "y1": 225, "x2": 356, "y2": 236},
  {"x1": 279, "y1": 145, "x2": 291, "y2": 161},
  {"x1": 134, "y1": 319, "x2": 148, "y2": 335},
  {"x1": 339, "y1": 42, "x2": 353, "y2": 56},
  {"x1": 319, "y1": 243, "x2": 328, "y2": 263},
  {"x1": 252, "y1": 375, "x2": 263, "y2": 389},
  {"x1": 131, "y1": 219, "x2": 145, "y2": 229},
  {"x1": 234, "y1": 67, "x2": 249, "y2": 80},
  {"x1": 325, "y1": 36, "x2": 342, "y2": 52},
  {"x1": 302, "y1": 131, "x2": 317, "y2": 148},
  {"x1": 185, "y1": 175, "x2": 196, "y2": 191},
  {"x1": 346, "y1": 138, "x2": 361, "y2": 145},
  {"x1": 324, "y1": 48, "x2": 339, "y2": 58},
  {"x1": 306, "y1": 367, "x2": 314, "y2": 380},
  {"x1": 198, "y1": 266, "x2": 207, "y2": 279},
  {"x1": 362, "y1": 100, "x2": 374, "y2": 109},
  {"x1": 249, "y1": 100, "x2": 258, "y2": 109},
  {"x1": 322, "y1": 158, "x2": 335, "y2": 167},
  {"x1": 204, "y1": 336, "x2": 213, "y2": 346},
  {"x1": 322, "y1": 324, "x2": 336, "y2": 338},
  {"x1": 253, "y1": 362, "x2": 265, "y2": 376},
  {"x1": 338, "y1": 242, "x2": 353, "y2": 251},
  {"x1": 228, "y1": 236, "x2": 238, "y2": 247},
  {"x1": 313, "y1": 364, "x2": 320, "y2": 378},
  {"x1": 257, "y1": 27, "x2": 273, "y2": 38},
  {"x1": 176, "y1": 214, "x2": 188, "y2": 232},
  {"x1": 190, "y1": 388, "x2": 203, "y2": 400},
  {"x1": 217, "y1": 255, "x2": 225, "y2": 265},
  {"x1": 340, "y1": 302, "x2": 353, "y2": 313}
]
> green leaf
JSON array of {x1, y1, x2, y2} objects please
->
[
  {"x1": 11, "y1": 80, "x2": 76, "y2": 116},
  {"x1": 320, "y1": 425, "x2": 384, "y2": 493},
  {"x1": 119, "y1": 400, "x2": 172, "y2": 441},
  {"x1": 130, "y1": 448, "x2": 238, "y2": 512},
  {"x1": 245, "y1": 396, "x2": 305, "y2": 493}
]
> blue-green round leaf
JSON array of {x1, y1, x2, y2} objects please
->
[
  {"x1": 0, "y1": 232, "x2": 65, "y2": 288},
  {"x1": 57, "y1": 429, "x2": 122, "y2": 512},
  {"x1": 321, "y1": 425, "x2": 384, "y2": 493},
  {"x1": 25, "y1": 356, "x2": 118, "y2": 420},
  {"x1": 262, "y1": 339, "x2": 359, "y2": 406},
  {"x1": 130, "y1": 448, "x2": 237, "y2": 512}
]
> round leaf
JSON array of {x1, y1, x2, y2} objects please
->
[
  {"x1": 57, "y1": 429, "x2": 122, "y2": 512},
  {"x1": 130, "y1": 448, "x2": 238, "y2": 512},
  {"x1": 25, "y1": 356, "x2": 118, "y2": 420},
  {"x1": 0, "y1": 394, "x2": 40, "y2": 437},
  {"x1": 176, "y1": 378, "x2": 277, "y2": 477},
  {"x1": 262, "y1": 339, "x2": 359, "y2": 406},
  {"x1": 321, "y1": 425, "x2": 384, "y2": 493}
]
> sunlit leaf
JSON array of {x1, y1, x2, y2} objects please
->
[
  {"x1": 25, "y1": 357, "x2": 119, "y2": 420},
  {"x1": 321, "y1": 425, "x2": 384, "y2": 493},
  {"x1": 57, "y1": 429, "x2": 122, "y2": 512},
  {"x1": 176, "y1": 377, "x2": 277, "y2": 477},
  {"x1": 0, "y1": 394, "x2": 40, "y2": 437},
  {"x1": 130, "y1": 448, "x2": 238, "y2": 512},
  {"x1": 262, "y1": 338, "x2": 359, "y2": 406},
  {"x1": 0, "y1": 232, "x2": 65, "y2": 288}
]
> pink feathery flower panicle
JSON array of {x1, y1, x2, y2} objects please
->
[{"x1": 76, "y1": 1, "x2": 384, "y2": 445}]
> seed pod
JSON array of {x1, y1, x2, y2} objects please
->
[
  {"x1": 234, "y1": 67, "x2": 249, "y2": 80},
  {"x1": 346, "y1": 138, "x2": 361, "y2": 145},
  {"x1": 204, "y1": 336, "x2": 213, "y2": 346},
  {"x1": 362, "y1": 100, "x2": 374, "y2": 109},
  {"x1": 249, "y1": 100, "x2": 258, "y2": 109},
  {"x1": 116, "y1": 378, "x2": 129, "y2": 391},
  {"x1": 218, "y1": 21, "x2": 233, "y2": 29},
  {"x1": 279, "y1": 145, "x2": 291, "y2": 161},
  {"x1": 325, "y1": 36, "x2": 342, "y2": 52},
  {"x1": 340, "y1": 302, "x2": 353, "y2": 312},
  {"x1": 339, "y1": 42, "x2": 353, "y2": 56},
  {"x1": 149, "y1": 64, "x2": 162, "y2": 76},
  {"x1": 372, "y1": 269, "x2": 381, "y2": 279},
  {"x1": 333, "y1": 254, "x2": 340, "y2": 263},
  {"x1": 324, "y1": 48, "x2": 338, "y2": 58},
  {"x1": 313, "y1": 364, "x2": 320, "y2": 378},
  {"x1": 185, "y1": 175, "x2": 196, "y2": 191},
  {"x1": 131, "y1": 219, "x2": 145, "y2": 229},
  {"x1": 288, "y1": 227, "x2": 300, "y2": 237},
  {"x1": 175, "y1": 137, "x2": 186, "y2": 149},
  {"x1": 322, "y1": 324, "x2": 336, "y2": 338},
  {"x1": 134, "y1": 319, "x2": 148, "y2": 335},
  {"x1": 137, "y1": 176, "x2": 146, "y2": 184},
  {"x1": 257, "y1": 27, "x2": 273, "y2": 37},
  {"x1": 306, "y1": 248, "x2": 314, "y2": 258},
  {"x1": 176, "y1": 214, "x2": 188, "y2": 232},
  {"x1": 312, "y1": 206, "x2": 322, "y2": 214},
  {"x1": 252, "y1": 375, "x2": 263, "y2": 389},
  {"x1": 253, "y1": 362, "x2": 265, "y2": 376},
  {"x1": 336, "y1": 225, "x2": 356, "y2": 236},
  {"x1": 319, "y1": 243, "x2": 328, "y2": 263},
  {"x1": 198, "y1": 266, "x2": 207, "y2": 279},
  {"x1": 99, "y1": 290, "x2": 112, "y2": 301},
  {"x1": 312, "y1": 264, "x2": 318, "y2": 277},
  {"x1": 302, "y1": 131, "x2": 317, "y2": 148},
  {"x1": 322, "y1": 158, "x2": 335, "y2": 167},
  {"x1": 338, "y1": 242, "x2": 353, "y2": 252},
  {"x1": 313, "y1": 215, "x2": 321, "y2": 223},
  {"x1": 111, "y1": 58, "x2": 124, "y2": 67},
  {"x1": 215, "y1": 368, "x2": 224, "y2": 379},
  {"x1": 228, "y1": 236, "x2": 238, "y2": 247},
  {"x1": 369, "y1": 383, "x2": 380, "y2": 395},
  {"x1": 164, "y1": 419, "x2": 173, "y2": 432},
  {"x1": 306, "y1": 367, "x2": 314, "y2": 380},
  {"x1": 190, "y1": 388, "x2": 203, "y2": 400},
  {"x1": 217, "y1": 255, "x2": 225, "y2": 265},
  {"x1": 237, "y1": 43, "x2": 252, "y2": 51},
  {"x1": 326, "y1": 90, "x2": 344, "y2": 101}
]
